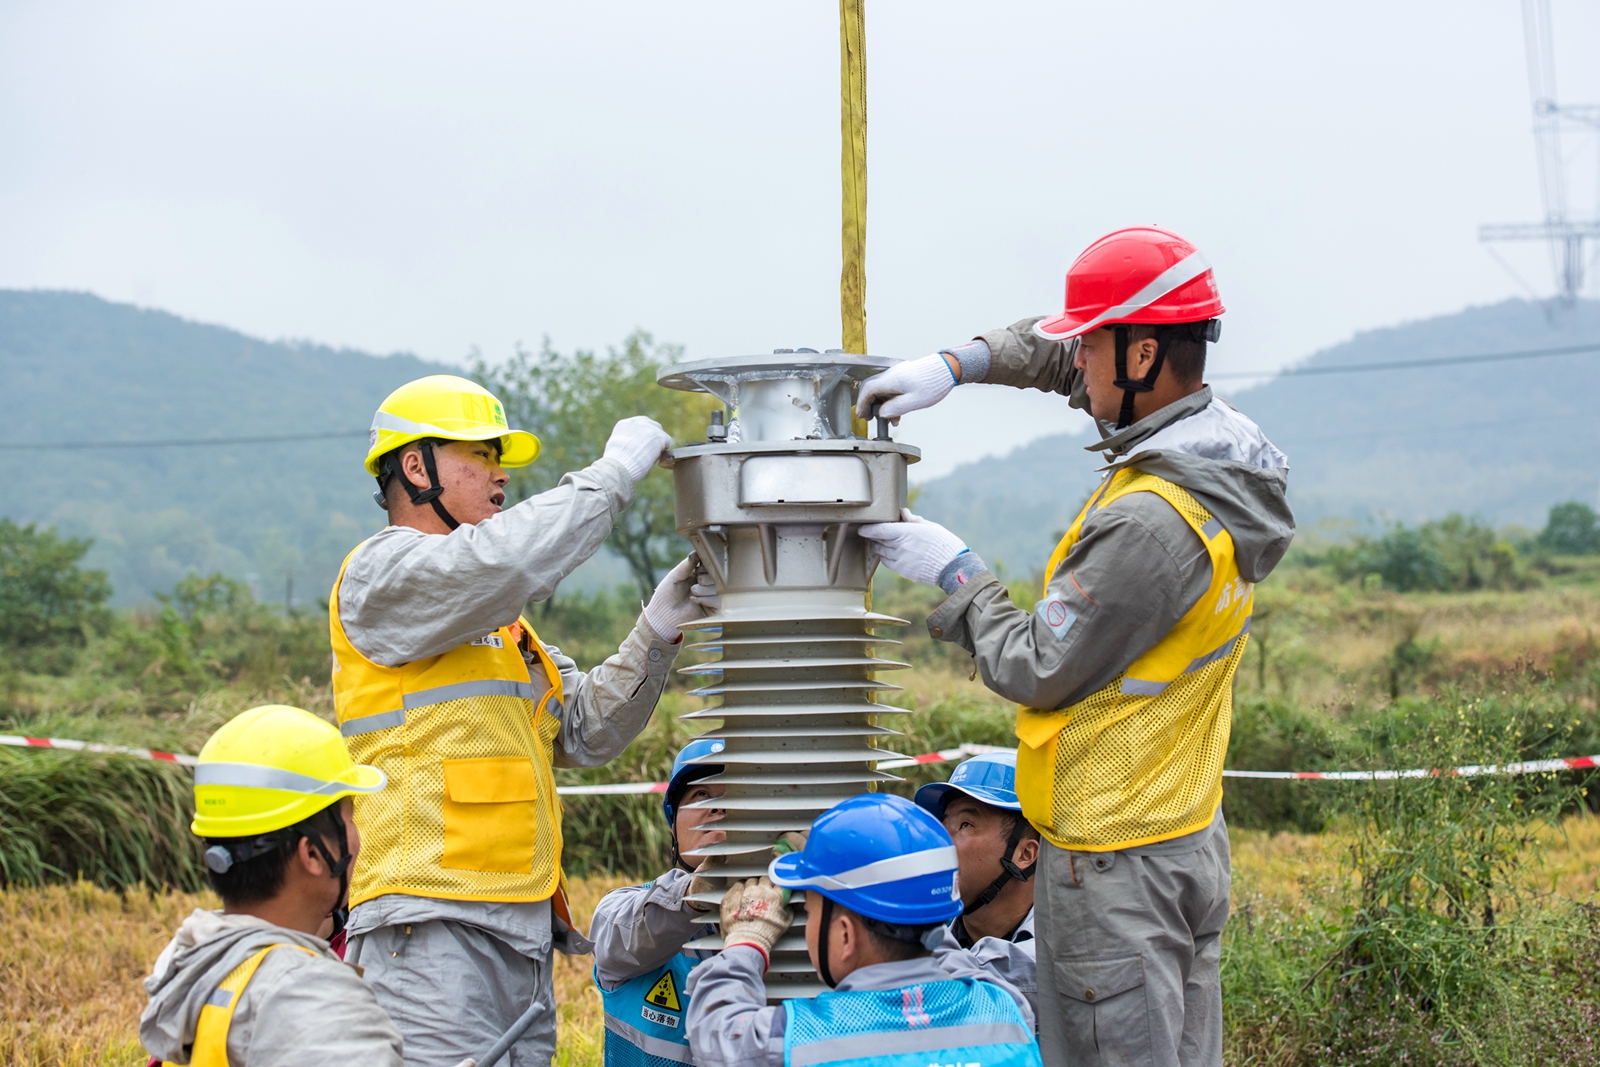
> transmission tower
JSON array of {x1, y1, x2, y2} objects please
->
[{"x1": 1480, "y1": 0, "x2": 1600, "y2": 305}]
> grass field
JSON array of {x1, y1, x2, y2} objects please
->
[
  {"x1": 9, "y1": 548, "x2": 1600, "y2": 1063},
  {"x1": 12, "y1": 821, "x2": 1598, "y2": 1067}
]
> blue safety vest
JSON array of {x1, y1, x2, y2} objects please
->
[
  {"x1": 600, "y1": 952, "x2": 697, "y2": 1067},
  {"x1": 783, "y1": 978, "x2": 1040, "y2": 1067}
]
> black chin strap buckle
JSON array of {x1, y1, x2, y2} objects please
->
[{"x1": 382, "y1": 439, "x2": 461, "y2": 530}]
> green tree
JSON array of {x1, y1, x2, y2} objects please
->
[
  {"x1": 474, "y1": 332, "x2": 716, "y2": 601},
  {"x1": 1537, "y1": 500, "x2": 1600, "y2": 555},
  {"x1": 1326, "y1": 513, "x2": 1530, "y2": 592},
  {"x1": 0, "y1": 520, "x2": 112, "y2": 671}
]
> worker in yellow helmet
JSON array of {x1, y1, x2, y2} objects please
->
[
  {"x1": 333, "y1": 374, "x2": 712, "y2": 1067},
  {"x1": 140, "y1": 705, "x2": 418, "y2": 1067}
]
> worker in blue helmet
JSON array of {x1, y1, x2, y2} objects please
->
[
  {"x1": 915, "y1": 751, "x2": 1039, "y2": 1021},
  {"x1": 592, "y1": 737, "x2": 739, "y2": 1066},
  {"x1": 684, "y1": 793, "x2": 1040, "y2": 1067}
]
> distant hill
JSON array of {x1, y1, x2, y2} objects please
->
[
  {"x1": 8, "y1": 291, "x2": 1599, "y2": 604},
  {"x1": 915, "y1": 298, "x2": 1600, "y2": 576},
  {"x1": 0, "y1": 291, "x2": 455, "y2": 604}
]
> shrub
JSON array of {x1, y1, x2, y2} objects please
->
[
  {"x1": 1325, "y1": 514, "x2": 1533, "y2": 592},
  {"x1": 0, "y1": 749, "x2": 203, "y2": 892},
  {"x1": 1538, "y1": 501, "x2": 1600, "y2": 556},
  {"x1": 0, "y1": 520, "x2": 112, "y2": 674}
]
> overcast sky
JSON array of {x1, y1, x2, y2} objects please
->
[{"x1": 4, "y1": 1, "x2": 1599, "y2": 479}]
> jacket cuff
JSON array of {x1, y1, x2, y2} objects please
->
[
  {"x1": 725, "y1": 942, "x2": 770, "y2": 970},
  {"x1": 926, "y1": 569, "x2": 1003, "y2": 650},
  {"x1": 936, "y1": 551, "x2": 989, "y2": 596},
  {"x1": 589, "y1": 457, "x2": 639, "y2": 517},
  {"x1": 945, "y1": 339, "x2": 992, "y2": 384}
]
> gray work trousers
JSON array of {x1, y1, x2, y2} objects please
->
[
  {"x1": 1034, "y1": 823, "x2": 1230, "y2": 1067},
  {"x1": 348, "y1": 920, "x2": 556, "y2": 1067}
]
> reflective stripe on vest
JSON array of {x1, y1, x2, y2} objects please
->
[
  {"x1": 163, "y1": 944, "x2": 314, "y2": 1067},
  {"x1": 783, "y1": 979, "x2": 1040, "y2": 1067},
  {"x1": 1016, "y1": 467, "x2": 1251, "y2": 852},
  {"x1": 330, "y1": 540, "x2": 567, "y2": 907},
  {"x1": 599, "y1": 952, "x2": 697, "y2": 1067}
]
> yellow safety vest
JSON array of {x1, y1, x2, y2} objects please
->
[
  {"x1": 331, "y1": 542, "x2": 567, "y2": 907},
  {"x1": 163, "y1": 944, "x2": 314, "y2": 1067},
  {"x1": 1015, "y1": 467, "x2": 1252, "y2": 852}
]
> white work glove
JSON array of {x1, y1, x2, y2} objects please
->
[
  {"x1": 855, "y1": 353, "x2": 958, "y2": 422},
  {"x1": 858, "y1": 508, "x2": 968, "y2": 587},
  {"x1": 720, "y1": 876, "x2": 791, "y2": 964},
  {"x1": 643, "y1": 555, "x2": 715, "y2": 642},
  {"x1": 603, "y1": 416, "x2": 673, "y2": 483}
]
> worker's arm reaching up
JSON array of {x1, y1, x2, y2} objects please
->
[
  {"x1": 339, "y1": 459, "x2": 637, "y2": 667},
  {"x1": 855, "y1": 317, "x2": 1086, "y2": 422}
]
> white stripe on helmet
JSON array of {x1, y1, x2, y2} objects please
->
[
  {"x1": 768, "y1": 845, "x2": 958, "y2": 891},
  {"x1": 195, "y1": 761, "x2": 386, "y2": 796},
  {"x1": 369, "y1": 410, "x2": 456, "y2": 438},
  {"x1": 1046, "y1": 248, "x2": 1213, "y2": 338}
]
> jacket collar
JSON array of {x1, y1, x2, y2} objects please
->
[
  {"x1": 833, "y1": 956, "x2": 951, "y2": 992},
  {"x1": 1086, "y1": 386, "x2": 1212, "y2": 458}
]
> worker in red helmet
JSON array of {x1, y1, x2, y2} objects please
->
[{"x1": 855, "y1": 226, "x2": 1292, "y2": 1067}]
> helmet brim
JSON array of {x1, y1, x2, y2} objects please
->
[
  {"x1": 768, "y1": 852, "x2": 962, "y2": 925},
  {"x1": 1033, "y1": 311, "x2": 1098, "y2": 341},
  {"x1": 919, "y1": 781, "x2": 1023, "y2": 814}
]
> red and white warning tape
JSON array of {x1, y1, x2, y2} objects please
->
[
  {"x1": 5, "y1": 733, "x2": 1596, "y2": 791},
  {"x1": 0, "y1": 734, "x2": 198, "y2": 767},
  {"x1": 1221, "y1": 754, "x2": 1600, "y2": 781}
]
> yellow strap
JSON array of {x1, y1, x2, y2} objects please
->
[
  {"x1": 183, "y1": 944, "x2": 316, "y2": 1067},
  {"x1": 840, "y1": 0, "x2": 867, "y2": 358}
]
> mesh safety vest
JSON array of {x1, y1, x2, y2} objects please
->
[
  {"x1": 331, "y1": 542, "x2": 567, "y2": 907},
  {"x1": 1015, "y1": 467, "x2": 1251, "y2": 852},
  {"x1": 599, "y1": 951, "x2": 697, "y2": 1067},
  {"x1": 162, "y1": 944, "x2": 314, "y2": 1067},
  {"x1": 783, "y1": 978, "x2": 1040, "y2": 1067}
]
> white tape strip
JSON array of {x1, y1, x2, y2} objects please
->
[{"x1": 6, "y1": 734, "x2": 1594, "y2": 791}]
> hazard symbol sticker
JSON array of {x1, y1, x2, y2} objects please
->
[
  {"x1": 644, "y1": 970, "x2": 681, "y2": 1011},
  {"x1": 1037, "y1": 595, "x2": 1077, "y2": 641}
]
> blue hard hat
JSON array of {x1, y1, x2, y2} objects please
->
[
  {"x1": 768, "y1": 793, "x2": 961, "y2": 926},
  {"x1": 914, "y1": 750, "x2": 1021, "y2": 817},
  {"x1": 664, "y1": 737, "x2": 725, "y2": 826}
]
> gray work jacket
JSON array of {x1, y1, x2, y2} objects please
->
[
  {"x1": 929, "y1": 318, "x2": 1293, "y2": 712},
  {"x1": 339, "y1": 457, "x2": 681, "y2": 958}
]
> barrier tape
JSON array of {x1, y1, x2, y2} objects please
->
[
  {"x1": 5, "y1": 734, "x2": 1596, "y2": 792},
  {"x1": 0, "y1": 734, "x2": 198, "y2": 767}
]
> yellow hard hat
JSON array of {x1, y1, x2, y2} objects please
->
[
  {"x1": 192, "y1": 705, "x2": 387, "y2": 839},
  {"x1": 364, "y1": 374, "x2": 541, "y2": 477}
]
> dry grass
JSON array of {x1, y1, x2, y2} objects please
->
[
  {"x1": 0, "y1": 873, "x2": 637, "y2": 1067},
  {"x1": 0, "y1": 881, "x2": 213, "y2": 1067},
  {"x1": 13, "y1": 821, "x2": 1597, "y2": 1067},
  {"x1": 1228, "y1": 810, "x2": 1600, "y2": 911}
]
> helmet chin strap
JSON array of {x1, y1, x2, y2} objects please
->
[
  {"x1": 816, "y1": 895, "x2": 839, "y2": 989},
  {"x1": 302, "y1": 817, "x2": 355, "y2": 939},
  {"x1": 380, "y1": 439, "x2": 460, "y2": 530},
  {"x1": 960, "y1": 816, "x2": 1036, "y2": 919},
  {"x1": 1111, "y1": 325, "x2": 1171, "y2": 431}
]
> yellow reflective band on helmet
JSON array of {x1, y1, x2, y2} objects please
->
[{"x1": 364, "y1": 374, "x2": 540, "y2": 476}]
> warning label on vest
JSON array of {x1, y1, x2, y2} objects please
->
[
  {"x1": 640, "y1": 1005, "x2": 680, "y2": 1028},
  {"x1": 644, "y1": 970, "x2": 681, "y2": 1011}
]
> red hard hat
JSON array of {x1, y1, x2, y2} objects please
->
[{"x1": 1033, "y1": 226, "x2": 1224, "y2": 341}]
